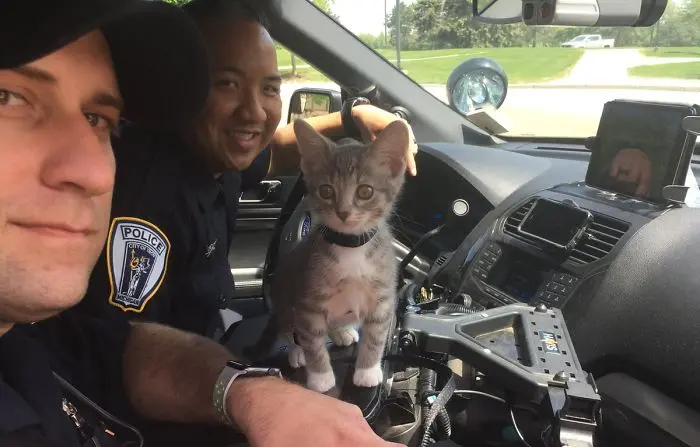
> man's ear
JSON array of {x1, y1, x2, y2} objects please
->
[
  {"x1": 293, "y1": 118, "x2": 331, "y2": 173},
  {"x1": 371, "y1": 120, "x2": 409, "y2": 177}
]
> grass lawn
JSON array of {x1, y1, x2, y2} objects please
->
[
  {"x1": 629, "y1": 61, "x2": 700, "y2": 80},
  {"x1": 640, "y1": 47, "x2": 700, "y2": 58},
  {"x1": 276, "y1": 47, "x2": 584, "y2": 84}
]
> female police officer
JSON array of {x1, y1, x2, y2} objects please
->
[
  {"x1": 77, "y1": 0, "x2": 418, "y2": 338},
  {"x1": 0, "y1": 0, "x2": 402, "y2": 445}
]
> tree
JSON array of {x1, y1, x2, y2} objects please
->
[
  {"x1": 162, "y1": 0, "x2": 190, "y2": 5},
  {"x1": 387, "y1": 2, "x2": 417, "y2": 50}
]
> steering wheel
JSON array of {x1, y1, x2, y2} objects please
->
[{"x1": 261, "y1": 98, "x2": 368, "y2": 309}]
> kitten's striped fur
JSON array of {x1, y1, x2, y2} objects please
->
[{"x1": 268, "y1": 118, "x2": 409, "y2": 393}]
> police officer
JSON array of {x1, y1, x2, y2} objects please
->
[
  {"x1": 77, "y1": 0, "x2": 418, "y2": 337},
  {"x1": 0, "y1": 0, "x2": 403, "y2": 446}
]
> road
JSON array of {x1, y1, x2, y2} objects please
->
[
  {"x1": 542, "y1": 48, "x2": 700, "y2": 87},
  {"x1": 282, "y1": 82, "x2": 700, "y2": 138},
  {"x1": 280, "y1": 49, "x2": 700, "y2": 138}
]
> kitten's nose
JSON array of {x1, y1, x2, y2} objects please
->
[{"x1": 336, "y1": 211, "x2": 350, "y2": 222}]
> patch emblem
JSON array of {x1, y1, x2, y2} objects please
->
[
  {"x1": 301, "y1": 213, "x2": 312, "y2": 239},
  {"x1": 107, "y1": 217, "x2": 171, "y2": 313}
]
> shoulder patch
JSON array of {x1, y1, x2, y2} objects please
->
[{"x1": 106, "y1": 217, "x2": 171, "y2": 313}]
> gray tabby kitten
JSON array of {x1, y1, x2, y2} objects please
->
[{"x1": 268, "y1": 118, "x2": 409, "y2": 393}]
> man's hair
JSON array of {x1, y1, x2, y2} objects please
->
[{"x1": 182, "y1": 0, "x2": 270, "y2": 30}]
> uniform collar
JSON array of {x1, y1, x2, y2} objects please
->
[
  {"x1": 173, "y1": 138, "x2": 240, "y2": 207},
  {"x1": 321, "y1": 225, "x2": 377, "y2": 248}
]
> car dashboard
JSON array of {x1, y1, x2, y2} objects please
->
[{"x1": 399, "y1": 141, "x2": 674, "y2": 315}]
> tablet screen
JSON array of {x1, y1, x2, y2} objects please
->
[{"x1": 585, "y1": 101, "x2": 696, "y2": 203}]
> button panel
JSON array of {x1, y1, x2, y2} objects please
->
[
  {"x1": 471, "y1": 242, "x2": 503, "y2": 283},
  {"x1": 533, "y1": 272, "x2": 579, "y2": 308}
]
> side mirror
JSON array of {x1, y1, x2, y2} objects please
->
[
  {"x1": 287, "y1": 88, "x2": 342, "y2": 124},
  {"x1": 446, "y1": 57, "x2": 508, "y2": 116}
]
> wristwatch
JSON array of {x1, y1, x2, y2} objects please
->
[
  {"x1": 341, "y1": 96, "x2": 371, "y2": 139},
  {"x1": 212, "y1": 360, "x2": 282, "y2": 426}
]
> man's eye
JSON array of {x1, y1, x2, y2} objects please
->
[
  {"x1": 264, "y1": 85, "x2": 281, "y2": 96},
  {"x1": 0, "y1": 89, "x2": 28, "y2": 107},
  {"x1": 84, "y1": 112, "x2": 114, "y2": 131},
  {"x1": 216, "y1": 79, "x2": 238, "y2": 89}
]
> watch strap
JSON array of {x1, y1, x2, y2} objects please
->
[
  {"x1": 341, "y1": 96, "x2": 370, "y2": 139},
  {"x1": 212, "y1": 361, "x2": 283, "y2": 426}
]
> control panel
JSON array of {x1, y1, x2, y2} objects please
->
[{"x1": 466, "y1": 241, "x2": 581, "y2": 309}]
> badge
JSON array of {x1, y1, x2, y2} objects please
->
[
  {"x1": 301, "y1": 213, "x2": 312, "y2": 239},
  {"x1": 107, "y1": 217, "x2": 171, "y2": 313}
]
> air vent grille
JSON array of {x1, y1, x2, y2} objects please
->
[
  {"x1": 567, "y1": 214, "x2": 629, "y2": 265},
  {"x1": 503, "y1": 199, "x2": 537, "y2": 243},
  {"x1": 503, "y1": 199, "x2": 630, "y2": 265},
  {"x1": 435, "y1": 254, "x2": 448, "y2": 266}
]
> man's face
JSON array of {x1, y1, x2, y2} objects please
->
[
  {"x1": 189, "y1": 18, "x2": 282, "y2": 172},
  {"x1": 0, "y1": 31, "x2": 119, "y2": 324}
]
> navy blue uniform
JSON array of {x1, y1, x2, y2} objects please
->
[
  {"x1": 77, "y1": 123, "x2": 270, "y2": 336},
  {"x1": 0, "y1": 310, "x2": 133, "y2": 446}
]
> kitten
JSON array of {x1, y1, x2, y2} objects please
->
[{"x1": 267, "y1": 118, "x2": 409, "y2": 393}]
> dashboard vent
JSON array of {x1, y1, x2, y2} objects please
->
[
  {"x1": 567, "y1": 214, "x2": 629, "y2": 265},
  {"x1": 435, "y1": 254, "x2": 448, "y2": 266},
  {"x1": 503, "y1": 199, "x2": 537, "y2": 242},
  {"x1": 503, "y1": 199, "x2": 630, "y2": 265}
]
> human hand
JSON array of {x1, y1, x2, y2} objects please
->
[
  {"x1": 609, "y1": 148, "x2": 652, "y2": 196},
  {"x1": 228, "y1": 377, "x2": 403, "y2": 447},
  {"x1": 352, "y1": 104, "x2": 418, "y2": 176}
]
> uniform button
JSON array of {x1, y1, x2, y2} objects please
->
[{"x1": 217, "y1": 294, "x2": 227, "y2": 306}]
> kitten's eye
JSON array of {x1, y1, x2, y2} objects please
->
[
  {"x1": 318, "y1": 184, "x2": 334, "y2": 199},
  {"x1": 356, "y1": 185, "x2": 374, "y2": 200}
]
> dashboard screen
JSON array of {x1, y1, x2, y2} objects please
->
[
  {"x1": 519, "y1": 199, "x2": 591, "y2": 249},
  {"x1": 500, "y1": 257, "x2": 545, "y2": 302},
  {"x1": 586, "y1": 100, "x2": 697, "y2": 203}
]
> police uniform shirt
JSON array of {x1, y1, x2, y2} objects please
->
[
  {"x1": 77, "y1": 123, "x2": 271, "y2": 336},
  {"x1": 0, "y1": 310, "x2": 133, "y2": 446}
]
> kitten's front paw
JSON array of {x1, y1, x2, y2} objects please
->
[
  {"x1": 307, "y1": 370, "x2": 336, "y2": 393},
  {"x1": 288, "y1": 344, "x2": 306, "y2": 368},
  {"x1": 353, "y1": 364, "x2": 383, "y2": 388},
  {"x1": 329, "y1": 326, "x2": 360, "y2": 347}
]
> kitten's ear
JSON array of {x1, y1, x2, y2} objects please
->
[
  {"x1": 371, "y1": 120, "x2": 409, "y2": 177},
  {"x1": 293, "y1": 118, "x2": 331, "y2": 172}
]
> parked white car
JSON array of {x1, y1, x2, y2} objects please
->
[{"x1": 561, "y1": 34, "x2": 615, "y2": 48}]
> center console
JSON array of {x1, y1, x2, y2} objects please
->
[
  {"x1": 457, "y1": 183, "x2": 665, "y2": 310},
  {"x1": 450, "y1": 99, "x2": 700, "y2": 311}
]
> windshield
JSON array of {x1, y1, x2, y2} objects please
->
[{"x1": 286, "y1": 0, "x2": 700, "y2": 140}]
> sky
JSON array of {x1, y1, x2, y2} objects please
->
[{"x1": 332, "y1": 0, "x2": 416, "y2": 35}]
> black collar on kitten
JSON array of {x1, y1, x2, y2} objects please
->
[{"x1": 321, "y1": 226, "x2": 377, "y2": 248}]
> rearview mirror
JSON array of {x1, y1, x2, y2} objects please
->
[
  {"x1": 446, "y1": 57, "x2": 508, "y2": 116},
  {"x1": 472, "y1": 0, "x2": 667, "y2": 27},
  {"x1": 472, "y1": 0, "x2": 523, "y2": 24},
  {"x1": 287, "y1": 88, "x2": 342, "y2": 124}
]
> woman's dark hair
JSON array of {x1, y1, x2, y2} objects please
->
[{"x1": 182, "y1": 0, "x2": 270, "y2": 30}]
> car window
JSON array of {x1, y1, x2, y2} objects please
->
[{"x1": 305, "y1": 0, "x2": 700, "y2": 141}]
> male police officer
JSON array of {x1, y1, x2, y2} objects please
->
[
  {"x1": 0, "y1": 0, "x2": 404, "y2": 446},
  {"x1": 78, "y1": 0, "x2": 418, "y2": 337}
]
